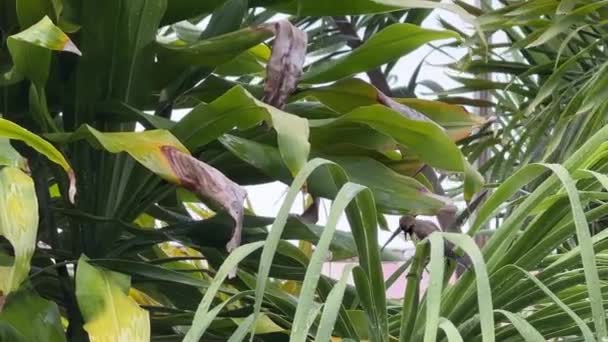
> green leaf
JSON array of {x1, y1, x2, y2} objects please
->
[
  {"x1": 157, "y1": 25, "x2": 274, "y2": 68},
  {"x1": 291, "y1": 183, "x2": 369, "y2": 341},
  {"x1": 7, "y1": 16, "x2": 80, "y2": 86},
  {"x1": 315, "y1": 265, "x2": 355, "y2": 342},
  {"x1": 262, "y1": 0, "x2": 398, "y2": 15},
  {"x1": 183, "y1": 241, "x2": 265, "y2": 342},
  {"x1": 87, "y1": 259, "x2": 209, "y2": 289},
  {"x1": 310, "y1": 105, "x2": 470, "y2": 173},
  {"x1": 423, "y1": 232, "x2": 445, "y2": 342},
  {"x1": 48, "y1": 126, "x2": 189, "y2": 184},
  {"x1": 527, "y1": 1, "x2": 608, "y2": 47},
  {"x1": 442, "y1": 233, "x2": 494, "y2": 342},
  {"x1": 76, "y1": 255, "x2": 151, "y2": 342},
  {"x1": 0, "y1": 168, "x2": 38, "y2": 295},
  {"x1": 173, "y1": 86, "x2": 310, "y2": 176},
  {"x1": 438, "y1": 318, "x2": 463, "y2": 342},
  {"x1": 301, "y1": 24, "x2": 460, "y2": 84},
  {"x1": 16, "y1": 0, "x2": 62, "y2": 28},
  {"x1": 372, "y1": 0, "x2": 475, "y2": 22},
  {"x1": 508, "y1": 265, "x2": 595, "y2": 341},
  {"x1": 495, "y1": 310, "x2": 545, "y2": 342},
  {"x1": 293, "y1": 78, "x2": 487, "y2": 140},
  {"x1": 0, "y1": 290, "x2": 66, "y2": 342},
  {"x1": 0, "y1": 139, "x2": 27, "y2": 169},
  {"x1": 469, "y1": 163, "x2": 605, "y2": 337}
]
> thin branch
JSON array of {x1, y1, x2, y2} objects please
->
[{"x1": 331, "y1": 16, "x2": 392, "y2": 95}]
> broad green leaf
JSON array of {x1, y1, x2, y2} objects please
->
[
  {"x1": 48, "y1": 126, "x2": 188, "y2": 184},
  {"x1": 293, "y1": 78, "x2": 487, "y2": 140},
  {"x1": 173, "y1": 86, "x2": 310, "y2": 176},
  {"x1": 76, "y1": 256, "x2": 150, "y2": 342},
  {"x1": 372, "y1": 0, "x2": 475, "y2": 23},
  {"x1": 311, "y1": 105, "x2": 461, "y2": 171},
  {"x1": 87, "y1": 259, "x2": 209, "y2": 289},
  {"x1": 301, "y1": 24, "x2": 460, "y2": 84},
  {"x1": 0, "y1": 290, "x2": 66, "y2": 342},
  {"x1": 48, "y1": 126, "x2": 248, "y2": 249},
  {"x1": 0, "y1": 139, "x2": 27, "y2": 169},
  {"x1": 16, "y1": 0, "x2": 62, "y2": 28},
  {"x1": 0, "y1": 167, "x2": 38, "y2": 295},
  {"x1": 162, "y1": 0, "x2": 224, "y2": 24},
  {"x1": 220, "y1": 134, "x2": 450, "y2": 214},
  {"x1": 263, "y1": 0, "x2": 398, "y2": 15},
  {"x1": 157, "y1": 25, "x2": 274, "y2": 68},
  {"x1": 7, "y1": 16, "x2": 80, "y2": 86}
]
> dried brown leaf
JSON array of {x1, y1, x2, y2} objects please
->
[
  {"x1": 262, "y1": 20, "x2": 308, "y2": 109},
  {"x1": 161, "y1": 146, "x2": 247, "y2": 251}
]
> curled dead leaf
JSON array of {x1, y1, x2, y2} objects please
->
[
  {"x1": 262, "y1": 20, "x2": 308, "y2": 109},
  {"x1": 161, "y1": 146, "x2": 247, "y2": 251},
  {"x1": 68, "y1": 169, "x2": 77, "y2": 204}
]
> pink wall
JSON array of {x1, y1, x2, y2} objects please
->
[{"x1": 322, "y1": 262, "x2": 456, "y2": 299}]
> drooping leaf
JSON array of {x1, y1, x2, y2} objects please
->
[
  {"x1": 0, "y1": 167, "x2": 38, "y2": 295},
  {"x1": 76, "y1": 256, "x2": 150, "y2": 342},
  {"x1": 0, "y1": 290, "x2": 66, "y2": 342},
  {"x1": 312, "y1": 105, "x2": 458, "y2": 169},
  {"x1": 6, "y1": 16, "x2": 80, "y2": 86},
  {"x1": 220, "y1": 134, "x2": 452, "y2": 215},
  {"x1": 293, "y1": 78, "x2": 486, "y2": 140},
  {"x1": 47, "y1": 126, "x2": 189, "y2": 184},
  {"x1": 161, "y1": 146, "x2": 247, "y2": 251},
  {"x1": 262, "y1": 20, "x2": 307, "y2": 108},
  {"x1": 173, "y1": 86, "x2": 310, "y2": 176}
]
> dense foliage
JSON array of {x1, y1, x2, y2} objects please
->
[{"x1": 0, "y1": 0, "x2": 607, "y2": 341}]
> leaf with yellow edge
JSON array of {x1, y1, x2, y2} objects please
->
[
  {"x1": 75, "y1": 256, "x2": 150, "y2": 342},
  {"x1": 47, "y1": 126, "x2": 248, "y2": 250},
  {"x1": 0, "y1": 139, "x2": 28, "y2": 170},
  {"x1": 6, "y1": 16, "x2": 80, "y2": 86},
  {"x1": 0, "y1": 167, "x2": 38, "y2": 296},
  {"x1": 0, "y1": 118, "x2": 75, "y2": 202},
  {"x1": 47, "y1": 125, "x2": 188, "y2": 184}
]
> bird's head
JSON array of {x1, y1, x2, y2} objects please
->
[{"x1": 399, "y1": 215, "x2": 417, "y2": 234}]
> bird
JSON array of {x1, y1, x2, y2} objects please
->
[{"x1": 398, "y1": 215, "x2": 472, "y2": 269}]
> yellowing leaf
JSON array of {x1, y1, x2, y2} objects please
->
[
  {"x1": 0, "y1": 167, "x2": 38, "y2": 295},
  {"x1": 48, "y1": 126, "x2": 249, "y2": 250},
  {"x1": 0, "y1": 118, "x2": 75, "y2": 202},
  {"x1": 76, "y1": 256, "x2": 150, "y2": 342},
  {"x1": 48, "y1": 126, "x2": 188, "y2": 184},
  {"x1": 7, "y1": 16, "x2": 80, "y2": 86}
]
